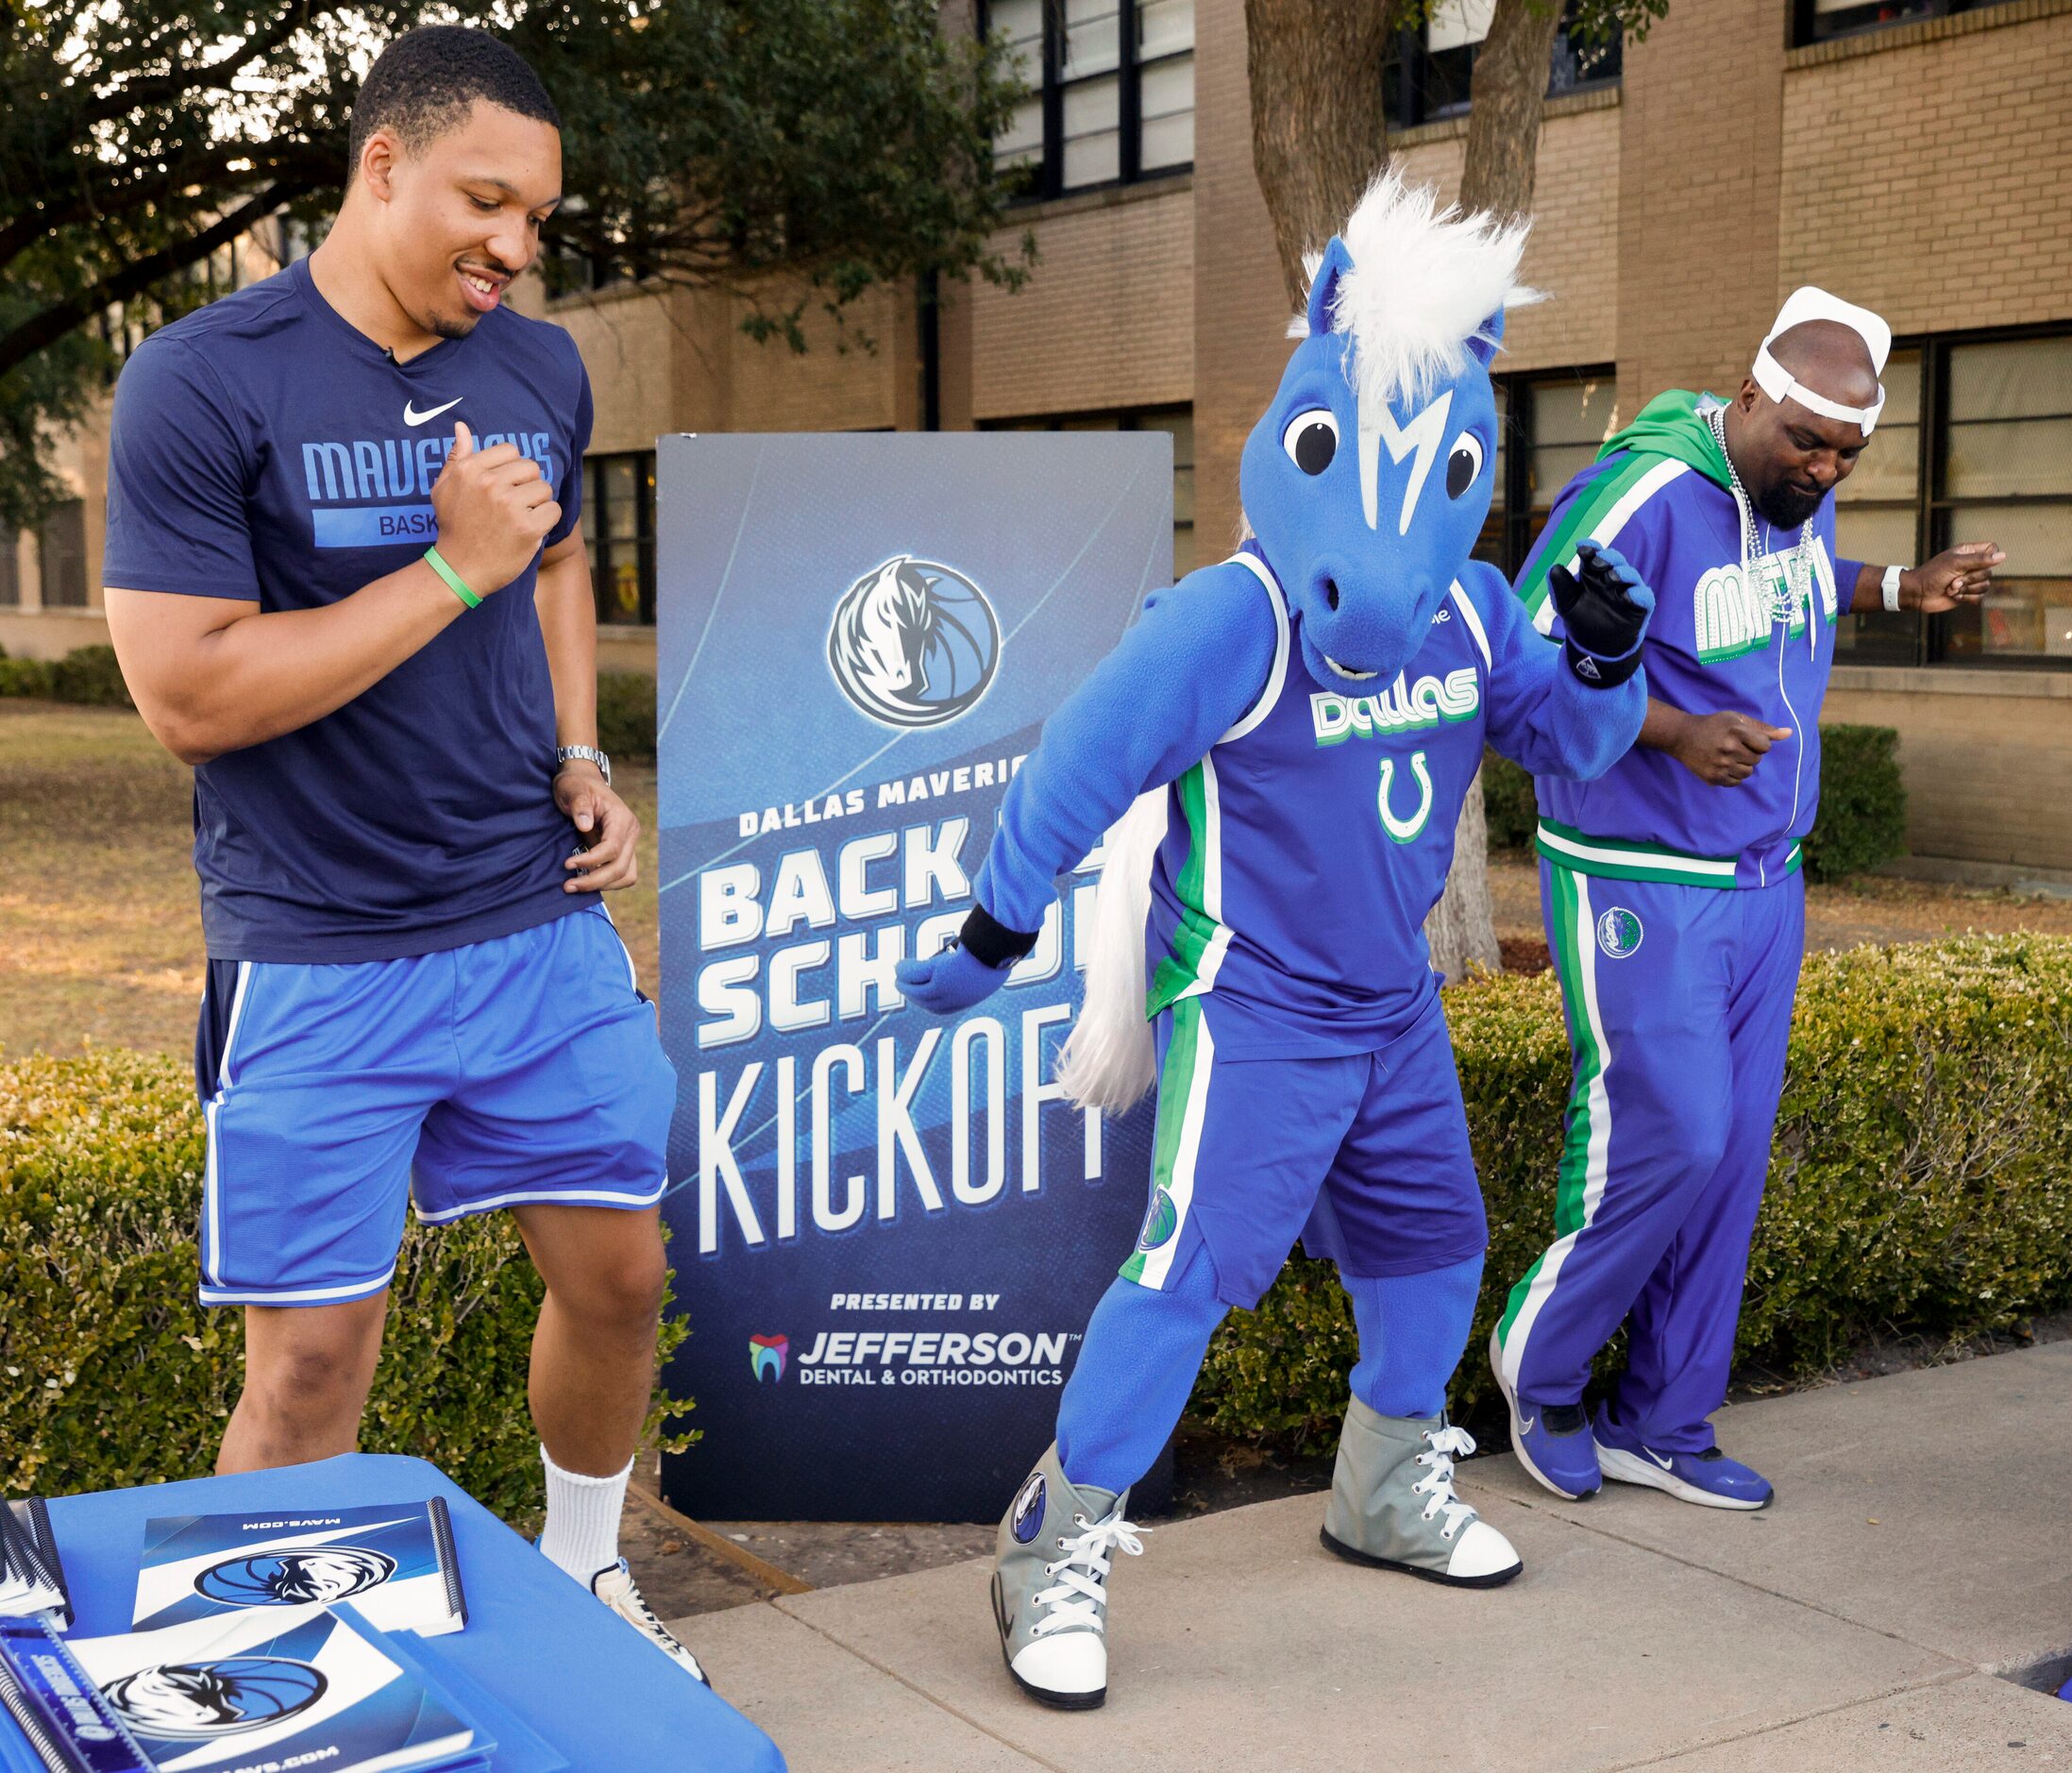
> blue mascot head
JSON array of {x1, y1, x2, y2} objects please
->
[{"x1": 1239, "y1": 170, "x2": 1537, "y2": 693}]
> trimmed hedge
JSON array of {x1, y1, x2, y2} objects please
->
[
  {"x1": 0, "y1": 1050, "x2": 693, "y2": 1518},
  {"x1": 0, "y1": 645, "x2": 128, "y2": 706},
  {"x1": 0, "y1": 657, "x2": 54, "y2": 699},
  {"x1": 597, "y1": 671, "x2": 658, "y2": 764},
  {"x1": 1478, "y1": 724, "x2": 1907, "y2": 884},
  {"x1": 1191, "y1": 935, "x2": 2072, "y2": 1448}
]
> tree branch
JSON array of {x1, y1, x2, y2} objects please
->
[{"x1": 0, "y1": 181, "x2": 309, "y2": 379}]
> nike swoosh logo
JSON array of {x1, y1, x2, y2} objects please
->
[
  {"x1": 1646, "y1": 1449, "x2": 1675, "y2": 1470},
  {"x1": 404, "y1": 397, "x2": 463, "y2": 427},
  {"x1": 1519, "y1": 1415, "x2": 1537, "y2": 1435}
]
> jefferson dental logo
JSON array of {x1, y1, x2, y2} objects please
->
[
  {"x1": 828, "y1": 555, "x2": 1001, "y2": 730},
  {"x1": 750, "y1": 1333, "x2": 789, "y2": 1383}
]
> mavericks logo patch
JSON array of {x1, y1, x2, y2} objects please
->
[
  {"x1": 1137, "y1": 1186, "x2": 1179, "y2": 1252},
  {"x1": 1595, "y1": 906, "x2": 1643, "y2": 959},
  {"x1": 829, "y1": 555, "x2": 1001, "y2": 729},
  {"x1": 103, "y1": 1658, "x2": 327, "y2": 1740},
  {"x1": 195, "y1": 1547, "x2": 396, "y2": 1608},
  {"x1": 1010, "y1": 1473, "x2": 1047, "y2": 1544}
]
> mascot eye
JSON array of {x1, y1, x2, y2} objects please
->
[
  {"x1": 1445, "y1": 432, "x2": 1485, "y2": 498},
  {"x1": 1281, "y1": 409, "x2": 1339, "y2": 476}
]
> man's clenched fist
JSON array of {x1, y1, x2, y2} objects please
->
[{"x1": 430, "y1": 419, "x2": 562, "y2": 596}]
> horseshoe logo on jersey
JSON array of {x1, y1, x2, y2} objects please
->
[{"x1": 1377, "y1": 751, "x2": 1434, "y2": 844}]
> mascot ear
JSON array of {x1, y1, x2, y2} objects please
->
[
  {"x1": 1465, "y1": 302, "x2": 1507, "y2": 368},
  {"x1": 1306, "y1": 236, "x2": 1356, "y2": 339}
]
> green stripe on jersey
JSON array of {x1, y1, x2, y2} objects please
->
[
  {"x1": 1120, "y1": 997, "x2": 1204, "y2": 1285},
  {"x1": 1516, "y1": 453, "x2": 1661, "y2": 622},
  {"x1": 1534, "y1": 819, "x2": 1741, "y2": 888}
]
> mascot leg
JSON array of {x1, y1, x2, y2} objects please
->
[
  {"x1": 1322, "y1": 1257, "x2": 1521, "y2": 1586},
  {"x1": 992, "y1": 1241, "x2": 1223, "y2": 1713}
]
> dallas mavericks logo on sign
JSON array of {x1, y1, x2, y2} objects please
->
[
  {"x1": 194, "y1": 1547, "x2": 396, "y2": 1608},
  {"x1": 1596, "y1": 906, "x2": 1643, "y2": 959},
  {"x1": 827, "y1": 554, "x2": 1001, "y2": 729},
  {"x1": 102, "y1": 1658, "x2": 327, "y2": 1740},
  {"x1": 1010, "y1": 1473, "x2": 1047, "y2": 1545}
]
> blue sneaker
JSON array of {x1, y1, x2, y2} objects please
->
[
  {"x1": 1593, "y1": 1413, "x2": 1773, "y2": 1511},
  {"x1": 1489, "y1": 1326, "x2": 1600, "y2": 1500}
]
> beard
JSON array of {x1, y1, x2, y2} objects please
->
[{"x1": 1756, "y1": 479, "x2": 1824, "y2": 529}]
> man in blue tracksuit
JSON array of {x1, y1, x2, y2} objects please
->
[{"x1": 1491, "y1": 289, "x2": 2004, "y2": 1509}]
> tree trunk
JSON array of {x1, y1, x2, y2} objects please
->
[
  {"x1": 1423, "y1": 0, "x2": 1566, "y2": 984},
  {"x1": 1243, "y1": 0, "x2": 1400, "y2": 309}
]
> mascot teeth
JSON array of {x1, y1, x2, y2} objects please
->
[{"x1": 1324, "y1": 655, "x2": 1379, "y2": 682}]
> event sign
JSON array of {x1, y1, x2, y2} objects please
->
[{"x1": 655, "y1": 433, "x2": 1170, "y2": 1521}]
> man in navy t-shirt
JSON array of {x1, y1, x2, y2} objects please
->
[{"x1": 102, "y1": 27, "x2": 705, "y2": 1681}]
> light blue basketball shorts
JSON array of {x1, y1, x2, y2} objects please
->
[{"x1": 192, "y1": 904, "x2": 676, "y2": 1308}]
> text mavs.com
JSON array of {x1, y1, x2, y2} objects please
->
[{"x1": 791, "y1": 1329, "x2": 1078, "y2": 1386}]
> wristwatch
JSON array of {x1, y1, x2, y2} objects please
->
[
  {"x1": 555, "y1": 744, "x2": 612, "y2": 785},
  {"x1": 1881, "y1": 564, "x2": 1904, "y2": 613}
]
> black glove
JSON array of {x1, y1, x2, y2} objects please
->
[{"x1": 1550, "y1": 540, "x2": 1654, "y2": 687}]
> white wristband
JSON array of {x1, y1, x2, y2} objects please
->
[{"x1": 1881, "y1": 564, "x2": 1904, "y2": 613}]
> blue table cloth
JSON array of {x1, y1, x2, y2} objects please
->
[{"x1": 38, "y1": 1454, "x2": 783, "y2": 1773}]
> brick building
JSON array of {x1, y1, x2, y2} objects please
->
[{"x1": 7, "y1": 0, "x2": 2069, "y2": 872}]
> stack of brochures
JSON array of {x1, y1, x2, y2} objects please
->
[
  {"x1": 0, "y1": 1498, "x2": 564, "y2": 1773},
  {"x1": 0, "y1": 1505, "x2": 71, "y2": 1629}
]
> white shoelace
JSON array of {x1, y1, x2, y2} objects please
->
[
  {"x1": 1030, "y1": 1511, "x2": 1147, "y2": 1638},
  {"x1": 1410, "y1": 1426, "x2": 1480, "y2": 1541}
]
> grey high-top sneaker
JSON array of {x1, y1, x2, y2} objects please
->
[
  {"x1": 991, "y1": 1443, "x2": 1146, "y2": 1710},
  {"x1": 1320, "y1": 1397, "x2": 1523, "y2": 1588}
]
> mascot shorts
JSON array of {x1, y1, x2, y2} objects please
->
[
  {"x1": 1120, "y1": 992, "x2": 1487, "y2": 1309},
  {"x1": 191, "y1": 903, "x2": 675, "y2": 1307}
]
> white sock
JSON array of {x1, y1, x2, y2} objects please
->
[{"x1": 539, "y1": 1444, "x2": 632, "y2": 1584}]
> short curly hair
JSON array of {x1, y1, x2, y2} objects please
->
[{"x1": 347, "y1": 25, "x2": 560, "y2": 169}]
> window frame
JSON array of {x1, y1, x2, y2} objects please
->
[
  {"x1": 1386, "y1": 2, "x2": 1623, "y2": 133},
  {"x1": 1478, "y1": 364, "x2": 1622, "y2": 580},
  {"x1": 584, "y1": 449, "x2": 658, "y2": 629},
  {"x1": 983, "y1": 0, "x2": 1195, "y2": 203},
  {"x1": 1789, "y1": 0, "x2": 1983, "y2": 50}
]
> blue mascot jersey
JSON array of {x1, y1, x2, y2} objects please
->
[
  {"x1": 1518, "y1": 392, "x2": 1862, "y2": 890},
  {"x1": 976, "y1": 541, "x2": 1641, "y2": 1059},
  {"x1": 103, "y1": 257, "x2": 594, "y2": 962}
]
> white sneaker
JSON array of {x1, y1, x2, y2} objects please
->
[{"x1": 591, "y1": 1558, "x2": 711, "y2": 1685}]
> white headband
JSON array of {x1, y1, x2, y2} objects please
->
[{"x1": 1754, "y1": 285, "x2": 1892, "y2": 436}]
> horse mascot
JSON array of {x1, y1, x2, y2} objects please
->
[{"x1": 898, "y1": 171, "x2": 1658, "y2": 1711}]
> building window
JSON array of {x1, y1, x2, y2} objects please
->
[
  {"x1": 1792, "y1": 0, "x2": 1983, "y2": 48},
  {"x1": 0, "y1": 532, "x2": 19, "y2": 607},
  {"x1": 584, "y1": 452, "x2": 656, "y2": 627},
  {"x1": 38, "y1": 501, "x2": 88, "y2": 609},
  {"x1": 982, "y1": 405, "x2": 1195, "y2": 576},
  {"x1": 985, "y1": 0, "x2": 1194, "y2": 199},
  {"x1": 1831, "y1": 348, "x2": 1923, "y2": 663},
  {"x1": 1477, "y1": 368, "x2": 1621, "y2": 578},
  {"x1": 1386, "y1": 0, "x2": 1620, "y2": 132}
]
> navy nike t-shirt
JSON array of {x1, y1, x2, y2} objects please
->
[{"x1": 103, "y1": 256, "x2": 595, "y2": 962}]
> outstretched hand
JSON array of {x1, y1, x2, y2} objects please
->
[
  {"x1": 1906, "y1": 541, "x2": 2005, "y2": 615},
  {"x1": 897, "y1": 941, "x2": 1013, "y2": 1015},
  {"x1": 1550, "y1": 540, "x2": 1655, "y2": 686}
]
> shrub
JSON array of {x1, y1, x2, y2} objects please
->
[
  {"x1": 0, "y1": 1050, "x2": 693, "y2": 1519},
  {"x1": 0, "y1": 658, "x2": 54, "y2": 699},
  {"x1": 1480, "y1": 749, "x2": 1538, "y2": 850},
  {"x1": 1803, "y1": 723, "x2": 1906, "y2": 883},
  {"x1": 597, "y1": 671, "x2": 657, "y2": 764},
  {"x1": 1190, "y1": 935, "x2": 2072, "y2": 1449},
  {"x1": 46, "y1": 645, "x2": 133, "y2": 708}
]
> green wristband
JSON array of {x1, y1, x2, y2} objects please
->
[{"x1": 423, "y1": 546, "x2": 480, "y2": 610}]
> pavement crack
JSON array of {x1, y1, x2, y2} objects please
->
[{"x1": 1598, "y1": 1667, "x2": 1976, "y2": 1769}]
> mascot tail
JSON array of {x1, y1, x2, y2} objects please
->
[{"x1": 1057, "y1": 788, "x2": 1168, "y2": 1115}]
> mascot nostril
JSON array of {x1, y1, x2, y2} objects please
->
[{"x1": 1325, "y1": 582, "x2": 1340, "y2": 612}]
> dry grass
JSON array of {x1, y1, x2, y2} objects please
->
[
  {"x1": 3, "y1": 699, "x2": 2068, "y2": 1058},
  {"x1": 0, "y1": 701, "x2": 660, "y2": 1060}
]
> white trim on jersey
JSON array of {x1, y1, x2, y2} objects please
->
[
  {"x1": 1531, "y1": 457, "x2": 1692, "y2": 636},
  {"x1": 197, "y1": 1260, "x2": 399, "y2": 1309},
  {"x1": 203, "y1": 961, "x2": 256, "y2": 1292},
  {"x1": 412, "y1": 1179, "x2": 669, "y2": 1225},
  {"x1": 1447, "y1": 579, "x2": 1493, "y2": 671},
  {"x1": 1135, "y1": 1010, "x2": 1217, "y2": 1292},
  {"x1": 1219, "y1": 551, "x2": 1290, "y2": 745}
]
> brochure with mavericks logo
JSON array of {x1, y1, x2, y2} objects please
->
[
  {"x1": 54, "y1": 1605, "x2": 480, "y2": 1773},
  {"x1": 132, "y1": 1505, "x2": 464, "y2": 1639}
]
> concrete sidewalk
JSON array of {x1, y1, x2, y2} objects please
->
[{"x1": 679, "y1": 1342, "x2": 2072, "y2": 1771}]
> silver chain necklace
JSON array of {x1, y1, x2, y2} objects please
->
[{"x1": 1709, "y1": 403, "x2": 1812, "y2": 627}]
